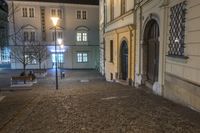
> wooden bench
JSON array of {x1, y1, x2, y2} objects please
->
[{"x1": 11, "y1": 76, "x2": 36, "y2": 87}]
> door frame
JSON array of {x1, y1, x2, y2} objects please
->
[{"x1": 142, "y1": 16, "x2": 160, "y2": 85}]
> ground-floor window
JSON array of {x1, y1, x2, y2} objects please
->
[
  {"x1": 25, "y1": 54, "x2": 37, "y2": 65},
  {"x1": 52, "y1": 53, "x2": 64, "y2": 63},
  {"x1": 1, "y1": 47, "x2": 10, "y2": 64},
  {"x1": 77, "y1": 52, "x2": 88, "y2": 63}
]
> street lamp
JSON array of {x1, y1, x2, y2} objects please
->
[
  {"x1": 57, "y1": 38, "x2": 63, "y2": 69},
  {"x1": 51, "y1": 17, "x2": 59, "y2": 90}
]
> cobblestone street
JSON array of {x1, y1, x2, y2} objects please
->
[{"x1": 0, "y1": 70, "x2": 200, "y2": 133}]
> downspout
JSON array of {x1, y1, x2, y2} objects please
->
[{"x1": 103, "y1": 0, "x2": 106, "y2": 76}]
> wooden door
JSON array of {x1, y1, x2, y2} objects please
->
[{"x1": 146, "y1": 21, "x2": 159, "y2": 83}]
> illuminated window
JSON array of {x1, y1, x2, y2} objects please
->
[
  {"x1": 82, "y1": 32, "x2": 87, "y2": 41},
  {"x1": 77, "y1": 52, "x2": 88, "y2": 63},
  {"x1": 77, "y1": 32, "x2": 82, "y2": 42},
  {"x1": 25, "y1": 54, "x2": 37, "y2": 65},
  {"x1": 76, "y1": 32, "x2": 87, "y2": 42},
  {"x1": 1, "y1": 47, "x2": 10, "y2": 63},
  {"x1": 52, "y1": 54, "x2": 64, "y2": 63}
]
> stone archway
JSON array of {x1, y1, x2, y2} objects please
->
[
  {"x1": 143, "y1": 19, "x2": 160, "y2": 84},
  {"x1": 120, "y1": 40, "x2": 128, "y2": 80}
]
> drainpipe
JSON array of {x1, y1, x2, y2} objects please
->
[{"x1": 103, "y1": 0, "x2": 106, "y2": 76}]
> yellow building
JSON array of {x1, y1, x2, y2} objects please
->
[
  {"x1": 102, "y1": 0, "x2": 135, "y2": 85},
  {"x1": 101, "y1": 0, "x2": 200, "y2": 112}
]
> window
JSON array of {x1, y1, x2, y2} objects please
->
[
  {"x1": 29, "y1": 8, "x2": 35, "y2": 17},
  {"x1": 24, "y1": 31, "x2": 29, "y2": 41},
  {"x1": 76, "y1": 32, "x2": 88, "y2": 42},
  {"x1": 77, "y1": 52, "x2": 88, "y2": 63},
  {"x1": 52, "y1": 54, "x2": 64, "y2": 63},
  {"x1": 82, "y1": 33, "x2": 87, "y2": 41},
  {"x1": 51, "y1": 8, "x2": 63, "y2": 19},
  {"x1": 51, "y1": 9, "x2": 56, "y2": 16},
  {"x1": 77, "y1": 33, "x2": 82, "y2": 42},
  {"x1": 30, "y1": 31, "x2": 35, "y2": 41},
  {"x1": 22, "y1": 7, "x2": 35, "y2": 18},
  {"x1": 168, "y1": 1, "x2": 187, "y2": 58},
  {"x1": 110, "y1": 40, "x2": 113, "y2": 62},
  {"x1": 1, "y1": 47, "x2": 10, "y2": 63},
  {"x1": 57, "y1": 9, "x2": 63, "y2": 18},
  {"x1": 52, "y1": 31, "x2": 63, "y2": 41},
  {"x1": 121, "y1": 0, "x2": 126, "y2": 15},
  {"x1": 76, "y1": 10, "x2": 87, "y2": 20},
  {"x1": 25, "y1": 54, "x2": 37, "y2": 65},
  {"x1": 22, "y1": 8, "x2": 28, "y2": 17},
  {"x1": 82, "y1": 11, "x2": 87, "y2": 19},
  {"x1": 110, "y1": 0, "x2": 114, "y2": 20},
  {"x1": 77, "y1": 11, "x2": 81, "y2": 19},
  {"x1": 24, "y1": 31, "x2": 36, "y2": 41}
]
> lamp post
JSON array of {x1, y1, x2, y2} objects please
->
[
  {"x1": 57, "y1": 38, "x2": 63, "y2": 70},
  {"x1": 51, "y1": 17, "x2": 59, "y2": 90},
  {"x1": 57, "y1": 38, "x2": 63, "y2": 78}
]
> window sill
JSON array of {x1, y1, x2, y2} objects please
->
[{"x1": 166, "y1": 55, "x2": 189, "y2": 63}]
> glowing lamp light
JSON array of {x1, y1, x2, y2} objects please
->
[
  {"x1": 60, "y1": 44, "x2": 64, "y2": 48},
  {"x1": 57, "y1": 38, "x2": 63, "y2": 45},
  {"x1": 175, "y1": 38, "x2": 179, "y2": 43},
  {"x1": 51, "y1": 17, "x2": 59, "y2": 26}
]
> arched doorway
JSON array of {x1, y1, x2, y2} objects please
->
[
  {"x1": 143, "y1": 19, "x2": 159, "y2": 83},
  {"x1": 121, "y1": 40, "x2": 128, "y2": 80}
]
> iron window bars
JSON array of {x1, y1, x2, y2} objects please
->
[{"x1": 168, "y1": 1, "x2": 188, "y2": 59}]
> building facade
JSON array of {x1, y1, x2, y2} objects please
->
[
  {"x1": 0, "y1": 0, "x2": 10, "y2": 68},
  {"x1": 101, "y1": 0, "x2": 135, "y2": 85},
  {"x1": 101, "y1": 0, "x2": 200, "y2": 112},
  {"x1": 8, "y1": 0, "x2": 99, "y2": 70}
]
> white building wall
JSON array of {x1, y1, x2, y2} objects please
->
[{"x1": 8, "y1": 1, "x2": 99, "y2": 70}]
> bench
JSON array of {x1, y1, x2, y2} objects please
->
[{"x1": 11, "y1": 76, "x2": 37, "y2": 87}]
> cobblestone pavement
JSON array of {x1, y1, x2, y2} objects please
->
[{"x1": 0, "y1": 70, "x2": 200, "y2": 133}]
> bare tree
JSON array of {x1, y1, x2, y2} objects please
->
[
  {"x1": 31, "y1": 41, "x2": 49, "y2": 71},
  {"x1": 9, "y1": 28, "x2": 35, "y2": 74}
]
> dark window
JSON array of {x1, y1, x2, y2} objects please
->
[
  {"x1": 121, "y1": 0, "x2": 126, "y2": 15},
  {"x1": 110, "y1": 0, "x2": 114, "y2": 20},
  {"x1": 110, "y1": 40, "x2": 113, "y2": 62},
  {"x1": 168, "y1": 1, "x2": 187, "y2": 58}
]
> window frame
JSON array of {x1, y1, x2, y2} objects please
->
[
  {"x1": 21, "y1": 7, "x2": 35, "y2": 18},
  {"x1": 50, "y1": 8, "x2": 63, "y2": 19},
  {"x1": 76, "y1": 52, "x2": 88, "y2": 63},
  {"x1": 110, "y1": 40, "x2": 113, "y2": 63},
  {"x1": 76, "y1": 10, "x2": 87, "y2": 20},
  {"x1": 110, "y1": 0, "x2": 114, "y2": 21},
  {"x1": 168, "y1": 1, "x2": 188, "y2": 59},
  {"x1": 121, "y1": 0, "x2": 126, "y2": 15}
]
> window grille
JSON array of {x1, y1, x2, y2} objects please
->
[{"x1": 168, "y1": 1, "x2": 187, "y2": 58}]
